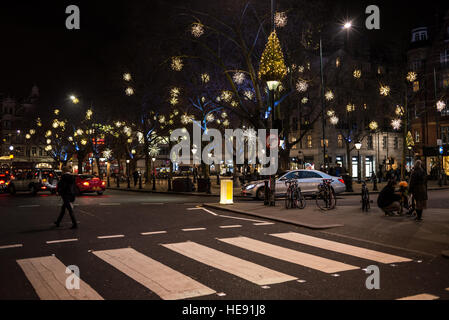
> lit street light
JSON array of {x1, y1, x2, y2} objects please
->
[{"x1": 355, "y1": 142, "x2": 362, "y2": 183}]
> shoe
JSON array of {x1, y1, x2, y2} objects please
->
[
  {"x1": 414, "y1": 218, "x2": 423, "y2": 222},
  {"x1": 70, "y1": 224, "x2": 78, "y2": 229},
  {"x1": 53, "y1": 221, "x2": 60, "y2": 227}
]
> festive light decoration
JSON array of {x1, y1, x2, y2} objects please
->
[
  {"x1": 191, "y1": 23, "x2": 204, "y2": 37},
  {"x1": 220, "y1": 91, "x2": 232, "y2": 102},
  {"x1": 296, "y1": 80, "x2": 308, "y2": 92},
  {"x1": 223, "y1": 119, "x2": 230, "y2": 127},
  {"x1": 170, "y1": 97, "x2": 179, "y2": 105},
  {"x1": 230, "y1": 101, "x2": 238, "y2": 107},
  {"x1": 29, "y1": 129, "x2": 35, "y2": 135},
  {"x1": 233, "y1": 72, "x2": 245, "y2": 84},
  {"x1": 221, "y1": 112, "x2": 228, "y2": 118},
  {"x1": 46, "y1": 139, "x2": 51, "y2": 145},
  {"x1": 395, "y1": 105, "x2": 405, "y2": 116},
  {"x1": 25, "y1": 134, "x2": 31, "y2": 139},
  {"x1": 297, "y1": 65, "x2": 304, "y2": 73},
  {"x1": 170, "y1": 87, "x2": 180, "y2": 97},
  {"x1": 437, "y1": 100, "x2": 446, "y2": 112},
  {"x1": 244, "y1": 128, "x2": 257, "y2": 143},
  {"x1": 301, "y1": 97, "x2": 308, "y2": 104},
  {"x1": 70, "y1": 96, "x2": 79, "y2": 104},
  {"x1": 86, "y1": 109, "x2": 93, "y2": 120},
  {"x1": 330, "y1": 116, "x2": 339, "y2": 125},
  {"x1": 244, "y1": 90, "x2": 254, "y2": 100},
  {"x1": 206, "y1": 114, "x2": 215, "y2": 122},
  {"x1": 68, "y1": 136, "x2": 73, "y2": 142},
  {"x1": 274, "y1": 11, "x2": 287, "y2": 28},
  {"x1": 353, "y1": 69, "x2": 362, "y2": 79},
  {"x1": 406, "y1": 71, "x2": 417, "y2": 82},
  {"x1": 159, "y1": 115, "x2": 166, "y2": 124},
  {"x1": 45, "y1": 130, "x2": 52, "y2": 137},
  {"x1": 81, "y1": 139, "x2": 87, "y2": 145},
  {"x1": 379, "y1": 85, "x2": 390, "y2": 96},
  {"x1": 103, "y1": 149, "x2": 112, "y2": 159},
  {"x1": 336, "y1": 58, "x2": 340, "y2": 68},
  {"x1": 406, "y1": 131, "x2": 414, "y2": 148},
  {"x1": 181, "y1": 114, "x2": 190, "y2": 125},
  {"x1": 201, "y1": 73, "x2": 210, "y2": 83},
  {"x1": 36, "y1": 118, "x2": 42, "y2": 127},
  {"x1": 54, "y1": 109, "x2": 60, "y2": 115},
  {"x1": 149, "y1": 145, "x2": 160, "y2": 156},
  {"x1": 76, "y1": 129, "x2": 83, "y2": 135},
  {"x1": 369, "y1": 121, "x2": 378, "y2": 131},
  {"x1": 45, "y1": 145, "x2": 52, "y2": 152},
  {"x1": 327, "y1": 110, "x2": 335, "y2": 117},
  {"x1": 127, "y1": 138, "x2": 132, "y2": 143},
  {"x1": 123, "y1": 73, "x2": 132, "y2": 81},
  {"x1": 325, "y1": 90, "x2": 334, "y2": 101},
  {"x1": 125, "y1": 87, "x2": 134, "y2": 96},
  {"x1": 52, "y1": 120, "x2": 59, "y2": 128},
  {"x1": 258, "y1": 31, "x2": 287, "y2": 82},
  {"x1": 123, "y1": 126, "x2": 132, "y2": 136},
  {"x1": 171, "y1": 57, "x2": 183, "y2": 71},
  {"x1": 346, "y1": 104, "x2": 355, "y2": 112},
  {"x1": 391, "y1": 119, "x2": 402, "y2": 130}
]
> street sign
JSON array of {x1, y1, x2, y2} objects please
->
[{"x1": 437, "y1": 139, "x2": 442, "y2": 146}]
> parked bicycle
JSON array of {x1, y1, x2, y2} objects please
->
[
  {"x1": 285, "y1": 179, "x2": 306, "y2": 209},
  {"x1": 361, "y1": 180, "x2": 370, "y2": 212},
  {"x1": 316, "y1": 178, "x2": 336, "y2": 210}
]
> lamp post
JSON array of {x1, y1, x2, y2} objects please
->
[
  {"x1": 106, "y1": 161, "x2": 110, "y2": 187},
  {"x1": 267, "y1": 80, "x2": 280, "y2": 206},
  {"x1": 206, "y1": 152, "x2": 212, "y2": 194},
  {"x1": 126, "y1": 159, "x2": 130, "y2": 189},
  {"x1": 192, "y1": 146, "x2": 198, "y2": 183},
  {"x1": 355, "y1": 142, "x2": 362, "y2": 183},
  {"x1": 152, "y1": 157, "x2": 156, "y2": 190}
]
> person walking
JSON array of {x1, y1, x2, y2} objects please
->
[
  {"x1": 54, "y1": 166, "x2": 77, "y2": 229},
  {"x1": 409, "y1": 160, "x2": 427, "y2": 221}
]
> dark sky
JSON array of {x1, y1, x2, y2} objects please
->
[{"x1": 1, "y1": 0, "x2": 448, "y2": 109}]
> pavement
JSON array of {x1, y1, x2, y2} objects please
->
[{"x1": 1, "y1": 189, "x2": 449, "y2": 301}]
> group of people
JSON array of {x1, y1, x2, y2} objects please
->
[{"x1": 377, "y1": 160, "x2": 427, "y2": 221}]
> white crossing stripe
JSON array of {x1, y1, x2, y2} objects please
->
[
  {"x1": 141, "y1": 202, "x2": 164, "y2": 205},
  {"x1": 18, "y1": 205, "x2": 40, "y2": 208},
  {"x1": 141, "y1": 231, "x2": 167, "y2": 236},
  {"x1": 397, "y1": 294, "x2": 439, "y2": 300},
  {"x1": 253, "y1": 222, "x2": 274, "y2": 226},
  {"x1": 182, "y1": 228, "x2": 206, "y2": 232},
  {"x1": 99, "y1": 203, "x2": 120, "y2": 206},
  {"x1": 16, "y1": 256, "x2": 103, "y2": 300},
  {"x1": 162, "y1": 241, "x2": 296, "y2": 285},
  {"x1": 46, "y1": 238, "x2": 78, "y2": 244},
  {"x1": 219, "y1": 237, "x2": 359, "y2": 274},
  {"x1": 92, "y1": 248, "x2": 215, "y2": 300},
  {"x1": 271, "y1": 232, "x2": 412, "y2": 264},
  {"x1": 97, "y1": 235, "x2": 125, "y2": 239},
  {"x1": 219, "y1": 225, "x2": 242, "y2": 229},
  {"x1": 0, "y1": 244, "x2": 23, "y2": 250}
]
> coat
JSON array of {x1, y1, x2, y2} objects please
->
[
  {"x1": 377, "y1": 184, "x2": 401, "y2": 208},
  {"x1": 409, "y1": 167, "x2": 428, "y2": 201}
]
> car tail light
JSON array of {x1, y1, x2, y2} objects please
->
[
  {"x1": 101, "y1": 181, "x2": 106, "y2": 186},
  {"x1": 83, "y1": 182, "x2": 89, "y2": 186},
  {"x1": 0, "y1": 180, "x2": 4, "y2": 185},
  {"x1": 338, "y1": 178, "x2": 345, "y2": 184},
  {"x1": 41, "y1": 186, "x2": 47, "y2": 189}
]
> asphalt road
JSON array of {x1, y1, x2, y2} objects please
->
[{"x1": 1, "y1": 190, "x2": 449, "y2": 300}]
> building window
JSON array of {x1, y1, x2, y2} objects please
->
[
  {"x1": 441, "y1": 49, "x2": 449, "y2": 66},
  {"x1": 39, "y1": 148, "x2": 44, "y2": 156},
  {"x1": 307, "y1": 135, "x2": 312, "y2": 148},
  {"x1": 320, "y1": 139, "x2": 329, "y2": 148},
  {"x1": 413, "y1": 81, "x2": 420, "y2": 92},
  {"x1": 415, "y1": 130, "x2": 420, "y2": 143},
  {"x1": 337, "y1": 135, "x2": 343, "y2": 148},
  {"x1": 382, "y1": 136, "x2": 387, "y2": 150},
  {"x1": 411, "y1": 28, "x2": 428, "y2": 42},
  {"x1": 442, "y1": 77, "x2": 449, "y2": 88},
  {"x1": 32, "y1": 147, "x2": 37, "y2": 156},
  {"x1": 394, "y1": 137, "x2": 399, "y2": 149},
  {"x1": 367, "y1": 136, "x2": 374, "y2": 150},
  {"x1": 411, "y1": 60, "x2": 421, "y2": 71}
]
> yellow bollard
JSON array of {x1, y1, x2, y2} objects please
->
[{"x1": 220, "y1": 179, "x2": 233, "y2": 204}]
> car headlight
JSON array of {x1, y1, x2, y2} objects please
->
[{"x1": 245, "y1": 184, "x2": 256, "y2": 190}]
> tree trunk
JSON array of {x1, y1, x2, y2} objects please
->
[
  {"x1": 279, "y1": 148, "x2": 290, "y2": 171},
  {"x1": 346, "y1": 142, "x2": 352, "y2": 177}
]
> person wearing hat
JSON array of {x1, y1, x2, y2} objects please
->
[{"x1": 55, "y1": 166, "x2": 77, "y2": 229}]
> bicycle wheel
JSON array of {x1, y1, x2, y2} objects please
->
[
  {"x1": 316, "y1": 191, "x2": 328, "y2": 210},
  {"x1": 328, "y1": 188, "x2": 337, "y2": 210},
  {"x1": 296, "y1": 190, "x2": 306, "y2": 209}
]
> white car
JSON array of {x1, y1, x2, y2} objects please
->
[{"x1": 241, "y1": 169, "x2": 346, "y2": 200}]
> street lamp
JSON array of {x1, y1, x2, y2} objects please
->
[
  {"x1": 151, "y1": 157, "x2": 156, "y2": 190},
  {"x1": 126, "y1": 159, "x2": 130, "y2": 188},
  {"x1": 355, "y1": 142, "x2": 362, "y2": 183},
  {"x1": 192, "y1": 147, "x2": 198, "y2": 183}
]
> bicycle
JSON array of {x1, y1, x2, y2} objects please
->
[
  {"x1": 361, "y1": 181, "x2": 370, "y2": 212},
  {"x1": 316, "y1": 178, "x2": 336, "y2": 210},
  {"x1": 285, "y1": 179, "x2": 306, "y2": 209}
]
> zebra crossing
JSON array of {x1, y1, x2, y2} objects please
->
[{"x1": 11, "y1": 231, "x2": 445, "y2": 300}]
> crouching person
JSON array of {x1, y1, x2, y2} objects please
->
[{"x1": 377, "y1": 179, "x2": 401, "y2": 216}]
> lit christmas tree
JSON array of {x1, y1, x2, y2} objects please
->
[{"x1": 258, "y1": 31, "x2": 287, "y2": 82}]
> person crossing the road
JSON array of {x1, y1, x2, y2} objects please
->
[{"x1": 54, "y1": 166, "x2": 77, "y2": 229}]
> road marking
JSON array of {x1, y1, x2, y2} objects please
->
[
  {"x1": 141, "y1": 231, "x2": 167, "y2": 236},
  {"x1": 92, "y1": 248, "x2": 215, "y2": 300},
  {"x1": 187, "y1": 208, "x2": 203, "y2": 211},
  {"x1": 446, "y1": 288, "x2": 449, "y2": 291},
  {"x1": 218, "y1": 236, "x2": 359, "y2": 274},
  {"x1": 219, "y1": 225, "x2": 242, "y2": 229},
  {"x1": 0, "y1": 244, "x2": 23, "y2": 250},
  {"x1": 97, "y1": 235, "x2": 125, "y2": 239},
  {"x1": 141, "y1": 202, "x2": 164, "y2": 205},
  {"x1": 397, "y1": 294, "x2": 439, "y2": 300},
  {"x1": 182, "y1": 228, "x2": 206, "y2": 232},
  {"x1": 46, "y1": 238, "x2": 78, "y2": 244},
  {"x1": 99, "y1": 203, "x2": 120, "y2": 206},
  {"x1": 271, "y1": 232, "x2": 412, "y2": 264},
  {"x1": 18, "y1": 205, "x2": 40, "y2": 208},
  {"x1": 16, "y1": 256, "x2": 103, "y2": 300},
  {"x1": 199, "y1": 208, "x2": 267, "y2": 223},
  {"x1": 254, "y1": 222, "x2": 275, "y2": 226},
  {"x1": 162, "y1": 241, "x2": 296, "y2": 285}
]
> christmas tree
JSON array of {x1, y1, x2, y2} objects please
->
[
  {"x1": 258, "y1": 31, "x2": 287, "y2": 82},
  {"x1": 406, "y1": 131, "x2": 415, "y2": 148}
]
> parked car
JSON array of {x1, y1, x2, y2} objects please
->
[
  {"x1": 8, "y1": 169, "x2": 58, "y2": 195},
  {"x1": 241, "y1": 169, "x2": 346, "y2": 200},
  {"x1": 0, "y1": 172, "x2": 11, "y2": 193},
  {"x1": 75, "y1": 174, "x2": 106, "y2": 195}
]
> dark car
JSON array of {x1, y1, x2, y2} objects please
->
[{"x1": 75, "y1": 174, "x2": 106, "y2": 195}]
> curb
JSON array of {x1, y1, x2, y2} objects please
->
[
  {"x1": 442, "y1": 250, "x2": 449, "y2": 259},
  {"x1": 342, "y1": 186, "x2": 449, "y2": 196},
  {"x1": 106, "y1": 187, "x2": 246, "y2": 198},
  {"x1": 202, "y1": 203, "x2": 344, "y2": 230}
]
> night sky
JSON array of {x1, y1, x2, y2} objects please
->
[{"x1": 1, "y1": 0, "x2": 448, "y2": 109}]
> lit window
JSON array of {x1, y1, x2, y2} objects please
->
[
  {"x1": 441, "y1": 50, "x2": 449, "y2": 66},
  {"x1": 413, "y1": 81, "x2": 420, "y2": 92},
  {"x1": 307, "y1": 135, "x2": 312, "y2": 148},
  {"x1": 321, "y1": 139, "x2": 329, "y2": 148},
  {"x1": 415, "y1": 130, "x2": 420, "y2": 143},
  {"x1": 338, "y1": 135, "x2": 343, "y2": 148}
]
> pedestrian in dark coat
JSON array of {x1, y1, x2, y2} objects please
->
[
  {"x1": 409, "y1": 160, "x2": 427, "y2": 221},
  {"x1": 55, "y1": 166, "x2": 77, "y2": 229},
  {"x1": 133, "y1": 170, "x2": 139, "y2": 187}
]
